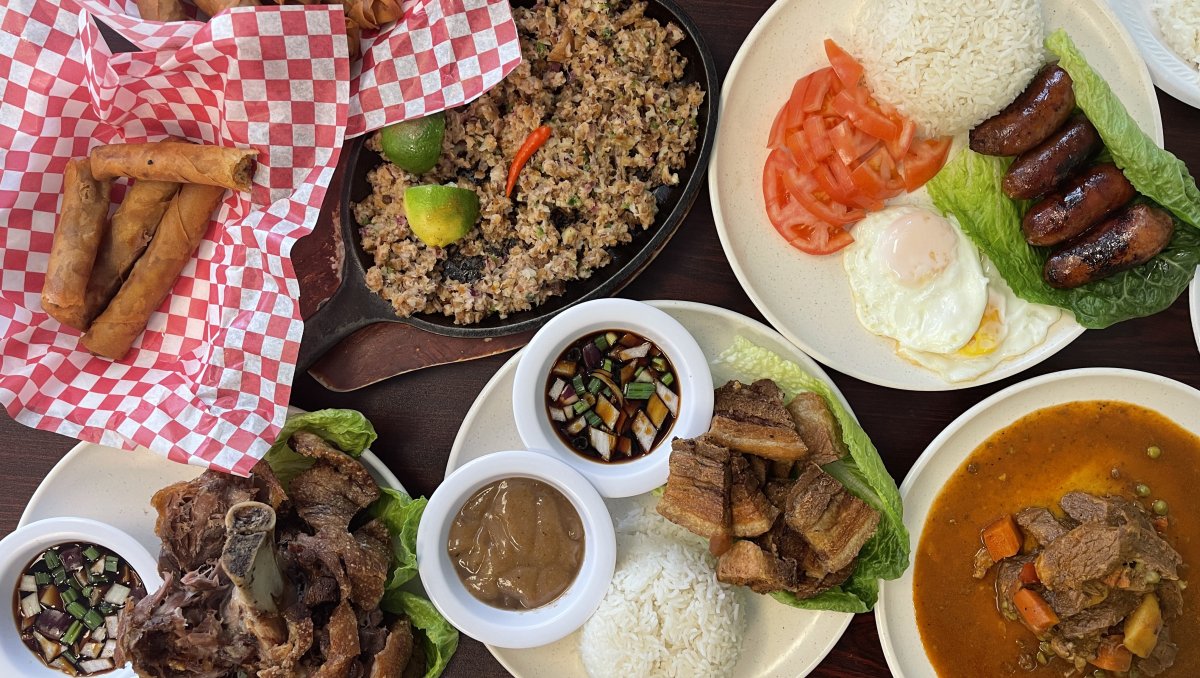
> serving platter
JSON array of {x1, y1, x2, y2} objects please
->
[
  {"x1": 876, "y1": 367, "x2": 1200, "y2": 676},
  {"x1": 446, "y1": 300, "x2": 855, "y2": 678},
  {"x1": 1108, "y1": 0, "x2": 1200, "y2": 109},
  {"x1": 709, "y1": 0, "x2": 1162, "y2": 391}
]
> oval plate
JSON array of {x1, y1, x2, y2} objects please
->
[
  {"x1": 876, "y1": 367, "x2": 1200, "y2": 676},
  {"x1": 709, "y1": 0, "x2": 1161, "y2": 391},
  {"x1": 447, "y1": 300, "x2": 857, "y2": 678}
]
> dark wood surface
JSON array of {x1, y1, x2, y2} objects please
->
[{"x1": 5, "y1": 1, "x2": 1200, "y2": 676}]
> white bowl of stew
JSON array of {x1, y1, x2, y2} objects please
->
[
  {"x1": 512, "y1": 298, "x2": 715, "y2": 498},
  {"x1": 416, "y1": 450, "x2": 616, "y2": 648},
  {"x1": 0, "y1": 517, "x2": 162, "y2": 677}
]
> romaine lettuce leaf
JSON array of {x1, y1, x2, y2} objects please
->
[
  {"x1": 382, "y1": 591, "x2": 460, "y2": 678},
  {"x1": 928, "y1": 149, "x2": 1200, "y2": 329},
  {"x1": 263, "y1": 409, "x2": 378, "y2": 487},
  {"x1": 372, "y1": 487, "x2": 428, "y2": 590},
  {"x1": 716, "y1": 337, "x2": 909, "y2": 612},
  {"x1": 1047, "y1": 29, "x2": 1200, "y2": 229}
]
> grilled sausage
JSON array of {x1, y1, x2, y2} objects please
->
[
  {"x1": 1043, "y1": 204, "x2": 1175, "y2": 289},
  {"x1": 969, "y1": 65, "x2": 1076, "y2": 157},
  {"x1": 1022, "y1": 163, "x2": 1136, "y2": 247},
  {"x1": 1002, "y1": 115, "x2": 1102, "y2": 200}
]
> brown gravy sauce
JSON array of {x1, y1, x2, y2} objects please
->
[
  {"x1": 914, "y1": 401, "x2": 1200, "y2": 677},
  {"x1": 447, "y1": 477, "x2": 585, "y2": 610}
]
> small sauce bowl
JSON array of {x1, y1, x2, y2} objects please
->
[
  {"x1": 417, "y1": 450, "x2": 616, "y2": 649},
  {"x1": 512, "y1": 298, "x2": 715, "y2": 497},
  {"x1": 0, "y1": 517, "x2": 162, "y2": 678}
]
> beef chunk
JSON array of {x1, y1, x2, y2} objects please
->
[
  {"x1": 972, "y1": 546, "x2": 994, "y2": 580},
  {"x1": 785, "y1": 391, "x2": 847, "y2": 466},
  {"x1": 784, "y1": 464, "x2": 880, "y2": 574},
  {"x1": 707, "y1": 380, "x2": 809, "y2": 461},
  {"x1": 729, "y1": 454, "x2": 780, "y2": 537},
  {"x1": 1159, "y1": 580, "x2": 1184, "y2": 620},
  {"x1": 1036, "y1": 523, "x2": 1181, "y2": 592},
  {"x1": 656, "y1": 437, "x2": 731, "y2": 540},
  {"x1": 1046, "y1": 583, "x2": 1110, "y2": 618},
  {"x1": 1056, "y1": 589, "x2": 1140, "y2": 640},
  {"x1": 994, "y1": 555, "x2": 1035, "y2": 622},
  {"x1": 1060, "y1": 492, "x2": 1154, "y2": 532},
  {"x1": 1136, "y1": 626, "x2": 1178, "y2": 676},
  {"x1": 1015, "y1": 507, "x2": 1069, "y2": 547},
  {"x1": 716, "y1": 539, "x2": 797, "y2": 594}
]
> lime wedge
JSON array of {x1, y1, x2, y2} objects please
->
[
  {"x1": 379, "y1": 112, "x2": 446, "y2": 174},
  {"x1": 404, "y1": 185, "x2": 480, "y2": 248}
]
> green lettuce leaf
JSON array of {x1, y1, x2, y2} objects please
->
[
  {"x1": 382, "y1": 591, "x2": 459, "y2": 678},
  {"x1": 716, "y1": 337, "x2": 909, "y2": 612},
  {"x1": 263, "y1": 409, "x2": 378, "y2": 487},
  {"x1": 928, "y1": 149, "x2": 1200, "y2": 329},
  {"x1": 371, "y1": 488, "x2": 428, "y2": 590},
  {"x1": 1047, "y1": 30, "x2": 1200, "y2": 228}
]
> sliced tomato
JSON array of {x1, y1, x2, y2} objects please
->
[
  {"x1": 802, "y1": 114, "x2": 833, "y2": 160},
  {"x1": 832, "y1": 90, "x2": 898, "y2": 142},
  {"x1": 780, "y1": 221, "x2": 855, "y2": 255},
  {"x1": 827, "y1": 120, "x2": 859, "y2": 167},
  {"x1": 784, "y1": 75, "x2": 811, "y2": 132},
  {"x1": 784, "y1": 129, "x2": 819, "y2": 173},
  {"x1": 885, "y1": 115, "x2": 916, "y2": 160},
  {"x1": 768, "y1": 98, "x2": 791, "y2": 149},
  {"x1": 762, "y1": 147, "x2": 794, "y2": 225},
  {"x1": 810, "y1": 163, "x2": 851, "y2": 205},
  {"x1": 800, "y1": 67, "x2": 836, "y2": 114},
  {"x1": 823, "y1": 39, "x2": 864, "y2": 90},
  {"x1": 900, "y1": 136, "x2": 953, "y2": 192}
]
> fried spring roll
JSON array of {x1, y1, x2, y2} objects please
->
[
  {"x1": 42, "y1": 159, "x2": 112, "y2": 331},
  {"x1": 135, "y1": 0, "x2": 187, "y2": 21},
  {"x1": 90, "y1": 142, "x2": 258, "y2": 193},
  {"x1": 193, "y1": 0, "x2": 259, "y2": 17},
  {"x1": 82, "y1": 184, "x2": 227, "y2": 361},
  {"x1": 81, "y1": 179, "x2": 181, "y2": 326}
]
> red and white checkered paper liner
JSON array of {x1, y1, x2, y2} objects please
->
[{"x1": 0, "y1": 0, "x2": 518, "y2": 474}]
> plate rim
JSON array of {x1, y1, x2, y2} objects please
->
[
  {"x1": 1191, "y1": 271, "x2": 1200, "y2": 356},
  {"x1": 1107, "y1": 0, "x2": 1200, "y2": 109},
  {"x1": 446, "y1": 298, "x2": 856, "y2": 678},
  {"x1": 874, "y1": 366, "x2": 1200, "y2": 676},
  {"x1": 708, "y1": 0, "x2": 1164, "y2": 392}
]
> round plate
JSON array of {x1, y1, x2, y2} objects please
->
[
  {"x1": 1108, "y1": 0, "x2": 1200, "y2": 109},
  {"x1": 1191, "y1": 272, "x2": 1200, "y2": 355},
  {"x1": 876, "y1": 367, "x2": 1200, "y2": 676},
  {"x1": 710, "y1": 0, "x2": 1162, "y2": 391},
  {"x1": 447, "y1": 300, "x2": 855, "y2": 678}
]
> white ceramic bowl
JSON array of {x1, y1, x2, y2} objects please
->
[
  {"x1": 511, "y1": 298, "x2": 715, "y2": 497},
  {"x1": 1108, "y1": 0, "x2": 1200, "y2": 109},
  {"x1": 0, "y1": 517, "x2": 163, "y2": 678},
  {"x1": 416, "y1": 450, "x2": 616, "y2": 649}
]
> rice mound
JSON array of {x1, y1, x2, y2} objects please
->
[
  {"x1": 579, "y1": 498, "x2": 744, "y2": 678},
  {"x1": 851, "y1": 0, "x2": 1045, "y2": 137},
  {"x1": 1154, "y1": 0, "x2": 1200, "y2": 72}
]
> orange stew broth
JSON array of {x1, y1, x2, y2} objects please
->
[{"x1": 914, "y1": 401, "x2": 1200, "y2": 677}]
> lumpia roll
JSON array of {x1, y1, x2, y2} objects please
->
[
  {"x1": 42, "y1": 158, "x2": 112, "y2": 331},
  {"x1": 90, "y1": 142, "x2": 258, "y2": 193},
  {"x1": 82, "y1": 179, "x2": 181, "y2": 326},
  {"x1": 194, "y1": 0, "x2": 259, "y2": 17},
  {"x1": 135, "y1": 0, "x2": 187, "y2": 21},
  {"x1": 82, "y1": 184, "x2": 226, "y2": 361}
]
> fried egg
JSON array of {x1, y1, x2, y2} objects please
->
[{"x1": 843, "y1": 206, "x2": 989, "y2": 354}]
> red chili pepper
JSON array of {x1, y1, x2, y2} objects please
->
[{"x1": 505, "y1": 125, "x2": 553, "y2": 197}]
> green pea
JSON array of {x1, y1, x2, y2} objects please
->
[
  {"x1": 1136, "y1": 483, "x2": 1151, "y2": 497},
  {"x1": 1146, "y1": 570, "x2": 1162, "y2": 585},
  {"x1": 1036, "y1": 651, "x2": 1048, "y2": 665},
  {"x1": 1153, "y1": 499, "x2": 1169, "y2": 515},
  {"x1": 1147, "y1": 445, "x2": 1162, "y2": 459}
]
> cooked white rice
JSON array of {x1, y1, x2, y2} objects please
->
[
  {"x1": 851, "y1": 0, "x2": 1045, "y2": 137},
  {"x1": 579, "y1": 497, "x2": 744, "y2": 678},
  {"x1": 1154, "y1": 0, "x2": 1200, "y2": 71}
]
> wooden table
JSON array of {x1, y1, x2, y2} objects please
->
[{"x1": 4, "y1": 1, "x2": 1200, "y2": 675}]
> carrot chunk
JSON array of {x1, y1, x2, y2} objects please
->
[
  {"x1": 981, "y1": 514, "x2": 1023, "y2": 561},
  {"x1": 1092, "y1": 635, "x2": 1133, "y2": 672},
  {"x1": 1014, "y1": 588, "x2": 1060, "y2": 635}
]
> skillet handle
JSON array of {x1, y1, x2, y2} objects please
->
[{"x1": 294, "y1": 281, "x2": 389, "y2": 372}]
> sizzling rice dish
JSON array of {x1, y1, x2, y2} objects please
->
[{"x1": 354, "y1": 0, "x2": 705, "y2": 324}]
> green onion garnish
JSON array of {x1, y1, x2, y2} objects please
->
[
  {"x1": 661, "y1": 372, "x2": 674, "y2": 386},
  {"x1": 83, "y1": 608, "x2": 104, "y2": 630},
  {"x1": 82, "y1": 546, "x2": 100, "y2": 562},
  {"x1": 34, "y1": 571, "x2": 50, "y2": 586},
  {"x1": 61, "y1": 650, "x2": 78, "y2": 665},
  {"x1": 66, "y1": 601, "x2": 88, "y2": 620},
  {"x1": 573, "y1": 400, "x2": 592, "y2": 415},
  {"x1": 584, "y1": 411, "x2": 603, "y2": 427},
  {"x1": 61, "y1": 588, "x2": 78, "y2": 605},
  {"x1": 601, "y1": 359, "x2": 614, "y2": 373},
  {"x1": 62, "y1": 620, "x2": 84, "y2": 646},
  {"x1": 651, "y1": 357, "x2": 667, "y2": 371},
  {"x1": 624, "y1": 382, "x2": 655, "y2": 400},
  {"x1": 104, "y1": 556, "x2": 118, "y2": 573},
  {"x1": 587, "y1": 377, "x2": 603, "y2": 394},
  {"x1": 43, "y1": 549, "x2": 61, "y2": 570},
  {"x1": 96, "y1": 602, "x2": 114, "y2": 615},
  {"x1": 52, "y1": 567, "x2": 68, "y2": 585},
  {"x1": 593, "y1": 334, "x2": 609, "y2": 351},
  {"x1": 572, "y1": 375, "x2": 586, "y2": 395}
]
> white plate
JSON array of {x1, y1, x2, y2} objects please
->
[
  {"x1": 1191, "y1": 272, "x2": 1200, "y2": 355},
  {"x1": 710, "y1": 0, "x2": 1163, "y2": 391},
  {"x1": 1108, "y1": 0, "x2": 1200, "y2": 109},
  {"x1": 447, "y1": 300, "x2": 855, "y2": 678},
  {"x1": 876, "y1": 367, "x2": 1200, "y2": 676}
]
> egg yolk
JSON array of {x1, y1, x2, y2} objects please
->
[
  {"x1": 959, "y1": 294, "x2": 1006, "y2": 357},
  {"x1": 879, "y1": 210, "x2": 959, "y2": 286}
]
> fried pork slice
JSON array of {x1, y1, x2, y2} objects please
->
[
  {"x1": 785, "y1": 391, "x2": 848, "y2": 466},
  {"x1": 369, "y1": 618, "x2": 415, "y2": 678},
  {"x1": 785, "y1": 464, "x2": 880, "y2": 574},
  {"x1": 289, "y1": 435, "x2": 380, "y2": 533},
  {"x1": 716, "y1": 539, "x2": 798, "y2": 594},
  {"x1": 730, "y1": 454, "x2": 779, "y2": 537},
  {"x1": 707, "y1": 380, "x2": 809, "y2": 462},
  {"x1": 754, "y1": 511, "x2": 856, "y2": 598},
  {"x1": 151, "y1": 471, "x2": 257, "y2": 574},
  {"x1": 656, "y1": 437, "x2": 732, "y2": 540}
]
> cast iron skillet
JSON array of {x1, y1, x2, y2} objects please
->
[{"x1": 297, "y1": 0, "x2": 719, "y2": 369}]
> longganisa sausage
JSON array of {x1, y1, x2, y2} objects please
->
[
  {"x1": 969, "y1": 64, "x2": 1076, "y2": 157},
  {"x1": 1002, "y1": 115, "x2": 1102, "y2": 200},
  {"x1": 1021, "y1": 163, "x2": 1136, "y2": 247},
  {"x1": 1043, "y1": 203, "x2": 1175, "y2": 289}
]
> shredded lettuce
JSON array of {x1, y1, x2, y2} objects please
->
[
  {"x1": 263, "y1": 409, "x2": 378, "y2": 488},
  {"x1": 383, "y1": 591, "x2": 460, "y2": 678},
  {"x1": 716, "y1": 337, "x2": 909, "y2": 612},
  {"x1": 372, "y1": 487, "x2": 428, "y2": 590},
  {"x1": 1047, "y1": 30, "x2": 1200, "y2": 229},
  {"x1": 928, "y1": 149, "x2": 1200, "y2": 329}
]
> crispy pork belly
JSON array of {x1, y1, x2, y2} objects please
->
[
  {"x1": 657, "y1": 437, "x2": 732, "y2": 539},
  {"x1": 730, "y1": 454, "x2": 779, "y2": 537},
  {"x1": 707, "y1": 380, "x2": 809, "y2": 462},
  {"x1": 716, "y1": 539, "x2": 798, "y2": 594},
  {"x1": 785, "y1": 464, "x2": 880, "y2": 574},
  {"x1": 785, "y1": 391, "x2": 848, "y2": 466}
]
